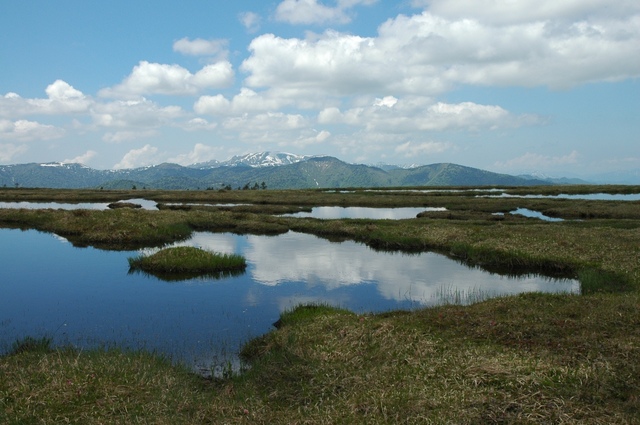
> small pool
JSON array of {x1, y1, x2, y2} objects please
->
[{"x1": 282, "y1": 206, "x2": 447, "y2": 219}]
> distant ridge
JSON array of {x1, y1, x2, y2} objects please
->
[
  {"x1": 0, "y1": 152, "x2": 554, "y2": 189},
  {"x1": 518, "y1": 173, "x2": 590, "y2": 185}
]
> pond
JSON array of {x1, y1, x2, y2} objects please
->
[
  {"x1": 356, "y1": 190, "x2": 640, "y2": 201},
  {"x1": 0, "y1": 198, "x2": 159, "y2": 210},
  {"x1": 282, "y1": 206, "x2": 447, "y2": 219},
  {"x1": 482, "y1": 193, "x2": 640, "y2": 201},
  {"x1": 503, "y1": 208, "x2": 565, "y2": 222},
  {"x1": 0, "y1": 228, "x2": 578, "y2": 375},
  {"x1": 354, "y1": 189, "x2": 640, "y2": 201}
]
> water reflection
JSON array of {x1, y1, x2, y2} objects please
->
[
  {"x1": 0, "y1": 198, "x2": 158, "y2": 210},
  {"x1": 482, "y1": 193, "x2": 640, "y2": 201},
  {"x1": 0, "y1": 229, "x2": 578, "y2": 374},
  {"x1": 128, "y1": 267, "x2": 247, "y2": 282},
  {"x1": 509, "y1": 208, "x2": 564, "y2": 222},
  {"x1": 282, "y1": 206, "x2": 446, "y2": 219},
  {"x1": 170, "y1": 232, "x2": 577, "y2": 302},
  {"x1": 353, "y1": 190, "x2": 640, "y2": 201}
]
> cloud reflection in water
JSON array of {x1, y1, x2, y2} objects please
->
[{"x1": 173, "y1": 231, "x2": 579, "y2": 306}]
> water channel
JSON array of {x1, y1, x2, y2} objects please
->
[{"x1": 0, "y1": 227, "x2": 578, "y2": 375}]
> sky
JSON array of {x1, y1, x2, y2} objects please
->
[{"x1": 1, "y1": 0, "x2": 639, "y2": 179}]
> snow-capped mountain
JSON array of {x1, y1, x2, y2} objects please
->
[
  {"x1": 222, "y1": 152, "x2": 312, "y2": 168},
  {"x1": 369, "y1": 162, "x2": 421, "y2": 171},
  {"x1": 39, "y1": 162, "x2": 90, "y2": 169},
  {"x1": 187, "y1": 159, "x2": 221, "y2": 169},
  {"x1": 190, "y1": 152, "x2": 311, "y2": 169}
]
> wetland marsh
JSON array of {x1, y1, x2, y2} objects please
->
[{"x1": 1, "y1": 185, "x2": 639, "y2": 423}]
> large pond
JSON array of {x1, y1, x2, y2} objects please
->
[{"x1": 0, "y1": 228, "x2": 578, "y2": 375}]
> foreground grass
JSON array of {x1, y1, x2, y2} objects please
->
[
  {"x1": 1, "y1": 186, "x2": 639, "y2": 423},
  {"x1": 2, "y1": 295, "x2": 638, "y2": 424}
]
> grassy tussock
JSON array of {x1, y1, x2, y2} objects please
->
[
  {"x1": 0, "y1": 347, "x2": 209, "y2": 424},
  {"x1": 128, "y1": 246, "x2": 246, "y2": 280}
]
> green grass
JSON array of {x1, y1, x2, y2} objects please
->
[
  {"x1": 6, "y1": 336, "x2": 53, "y2": 356},
  {"x1": 128, "y1": 246, "x2": 246, "y2": 280},
  {"x1": 2, "y1": 296, "x2": 638, "y2": 423},
  {"x1": 1, "y1": 186, "x2": 640, "y2": 423}
]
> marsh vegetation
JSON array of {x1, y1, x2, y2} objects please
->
[
  {"x1": 1, "y1": 184, "x2": 639, "y2": 423},
  {"x1": 128, "y1": 246, "x2": 246, "y2": 281}
]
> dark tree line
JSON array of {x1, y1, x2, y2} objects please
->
[{"x1": 207, "y1": 182, "x2": 267, "y2": 191}]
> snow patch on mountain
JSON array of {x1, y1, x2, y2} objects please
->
[
  {"x1": 39, "y1": 162, "x2": 90, "y2": 169},
  {"x1": 191, "y1": 151, "x2": 312, "y2": 169},
  {"x1": 224, "y1": 152, "x2": 311, "y2": 168}
]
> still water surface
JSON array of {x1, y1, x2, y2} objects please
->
[
  {"x1": 283, "y1": 206, "x2": 446, "y2": 219},
  {"x1": 485, "y1": 193, "x2": 640, "y2": 201},
  {"x1": 0, "y1": 228, "x2": 578, "y2": 373},
  {"x1": 0, "y1": 198, "x2": 159, "y2": 210}
]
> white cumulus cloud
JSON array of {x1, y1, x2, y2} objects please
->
[
  {"x1": 275, "y1": 0, "x2": 377, "y2": 25},
  {"x1": 173, "y1": 37, "x2": 228, "y2": 57},
  {"x1": 92, "y1": 98, "x2": 183, "y2": 129},
  {"x1": 1, "y1": 80, "x2": 91, "y2": 117},
  {"x1": 167, "y1": 143, "x2": 224, "y2": 165},
  {"x1": 99, "y1": 61, "x2": 234, "y2": 98},
  {"x1": 182, "y1": 118, "x2": 217, "y2": 131},
  {"x1": 113, "y1": 144, "x2": 160, "y2": 169},
  {"x1": 0, "y1": 119, "x2": 65, "y2": 142},
  {"x1": 412, "y1": 0, "x2": 640, "y2": 24},
  {"x1": 224, "y1": 112, "x2": 307, "y2": 132},
  {"x1": 63, "y1": 150, "x2": 97, "y2": 165},
  {"x1": 286, "y1": 129, "x2": 331, "y2": 148},
  {"x1": 194, "y1": 95, "x2": 230, "y2": 115},
  {"x1": 276, "y1": 0, "x2": 350, "y2": 25},
  {"x1": 319, "y1": 98, "x2": 522, "y2": 132},
  {"x1": 194, "y1": 88, "x2": 291, "y2": 116},
  {"x1": 242, "y1": 8, "x2": 640, "y2": 98}
]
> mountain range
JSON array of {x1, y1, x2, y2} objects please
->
[{"x1": 0, "y1": 152, "x2": 572, "y2": 190}]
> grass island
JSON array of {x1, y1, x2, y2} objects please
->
[{"x1": 128, "y1": 246, "x2": 246, "y2": 278}]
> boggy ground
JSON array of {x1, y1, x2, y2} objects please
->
[{"x1": 1, "y1": 186, "x2": 639, "y2": 424}]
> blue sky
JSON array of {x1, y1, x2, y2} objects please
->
[{"x1": 1, "y1": 0, "x2": 639, "y2": 180}]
